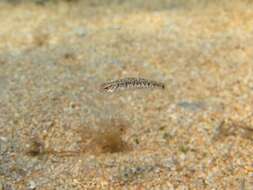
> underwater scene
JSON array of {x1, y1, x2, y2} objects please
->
[{"x1": 0, "y1": 0, "x2": 252, "y2": 189}]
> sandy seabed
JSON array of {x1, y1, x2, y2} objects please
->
[{"x1": 0, "y1": 1, "x2": 252, "y2": 189}]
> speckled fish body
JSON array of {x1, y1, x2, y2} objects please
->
[{"x1": 100, "y1": 77, "x2": 165, "y2": 93}]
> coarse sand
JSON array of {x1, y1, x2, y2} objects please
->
[{"x1": 0, "y1": 1, "x2": 252, "y2": 189}]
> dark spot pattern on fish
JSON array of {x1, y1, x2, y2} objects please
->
[{"x1": 100, "y1": 77, "x2": 165, "y2": 93}]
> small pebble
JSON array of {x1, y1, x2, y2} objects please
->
[{"x1": 27, "y1": 180, "x2": 36, "y2": 190}]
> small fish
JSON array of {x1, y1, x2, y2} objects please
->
[{"x1": 100, "y1": 77, "x2": 165, "y2": 93}]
